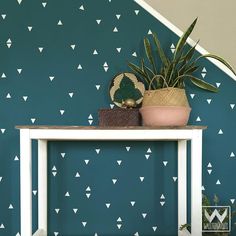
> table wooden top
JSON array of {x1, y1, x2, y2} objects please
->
[{"x1": 15, "y1": 125, "x2": 207, "y2": 130}]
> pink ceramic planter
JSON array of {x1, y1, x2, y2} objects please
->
[{"x1": 140, "y1": 106, "x2": 191, "y2": 126}]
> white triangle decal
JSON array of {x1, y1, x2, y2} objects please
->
[
  {"x1": 105, "y1": 203, "x2": 111, "y2": 208},
  {"x1": 69, "y1": 92, "x2": 74, "y2": 98},
  {"x1": 75, "y1": 172, "x2": 80, "y2": 177},
  {"x1": 126, "y1": 146, "x2": 131, "y2": 151},
  {"x1": 142, "y1": 213, "x2": 147, "y2": 218},
  {"x1": 117, "y1": 217, "x2": 122, "y2": 222},
  {"x1": 218, "y1": 129, "x2": 223, "y2": 135},
  {"x1": 134, "y1": 10, "x2": 139, "y2": 15},
  {"x1": 8, "y1": 204, "x2": 13, "y2": 209},
  {"x1": 113, "y1": 27, "x2": 118, "y2": 32},
  {"x1": 173, "y1": 177, "x2": 177, "y2": 182},
  {"x1": 17, "y1": 0, "x2": 22, "y2": 4},
  {"x1": 84, "y1": 159, "x2": 89, "y2": 165},
  {"x1": 130, "y1": 201, "x2": 135, "y2": 206},
  {"x1": 23, "y1": 96, "x2": 28, "y2": 101},
  {"x1": 82, "y1": 222, "x2": 87, "y2": 227},
  {"x1": 230, "y1": 199, "x2": 235, "y2": 204},
  {"x1": 207, "y1": 162, "x2": 212, "y2": 168},
  {"x1": 28, "y1": 26, "x2": 33, "y2": 31},
  {"x1": 116, "y1": 48, "x2": 121, "y2": 53},
  {"x1": 230, "y1": 104, "x2": 235, "y2": 109},
  {"x1": 86, "y1": 186, "x2": 91, "y2": 191},
  {"x1": 42, "y1": 2, "x2": 47, "y2": 7},
  {"x1": 73, "y1": 208, "x2": 78, "y2": 214},
  {"x1": 65, "y1": 191, "x2": 70, "y2": 197},
  {"x1": 49, "y1": 76, "x2": 54, "y2": 81},
  {"x1": 160, "y1": 194, "x2": 165, "y2": 199},
  {"x1": 86, "y1": 193, "x2": 91, "y2": 199},
  {"x1": 32, "y1": 190, "x2": 37, "y2": 195},
  {"x1": 145, "y1": 154, "x2": 150, "y2": 160},
  {"x1": 117, "y1": 160, "x2": 122, "y2": 165},
  {"x1": 96, "y1": 19, "x2": 101, "y2": 25},
  {"x1": 112, "y1": 179, "x2": 117, "y2": 184},
  {"x1": 160, "y1": 201, "x2": 165, "y2": 206},
  {"x1": 70, "y1": 44, "x2": 76, "y2": 50},
  {"x1": 148, "y1": 29, "x2": 152, "y2": 35},
  {"x1": 116, "y1": 14, "x2": 121, "y2": 19},
  {"x1": 57, "y1": 20, "x2": 63, "y2": 26},
  {"x1": 190, "y1": 93, "x2": 195, "y2": 99},
  {"x1": 55, "y1": 209, "x2": 60, "y2": 214},
  {"x1": 132, "y1": 52, "x2": 137, "y2": 57},
  {"x1": 52, "y1": 170, "x2": 57, "y2": 177},
  {"x1": 1, "y1": 14, "x2": 6, "y2": 20},
  {"x1": 79, "y1": 5, "x2": 84, "y2": 10},
  {"x1": 139, "y1": 176, "x2": 144, "y2": 182},
  {"x1": 38, "y1": 47, "x2": 44, "y2": 52},
  {"x1": 77, "y1": 64, "x2": 82, "y2": 70},
  {"x1": 216, "y1": 82, "x2": 221, "y2": 88},
  {"x1": 216, "y1": 180, "x2": 221, "y2": 185},
  {"x1": 207, "y1": 99, "x2": 212, "y2": 104},
  {"x1": 117, "y1": 224, "x2": 122, "y2": 229},
  {"x1": 163, "y1": 161, "x2": 168, "y2": 166},
  {"x1": 61, "y1": 153, "x2": 66, "y2": 158},
  {"x1": 93, "y1": 49, "x2": 98, "y2": 55},
  {"x1": 96, "y1": 85, "x2": 100, "y2": 90},
  {"x1": 152, "y1": 226, "x2": 157, "y2": 232},
  {"x1": 207, "y1": 169, "x2": 212, "y2": 174},
  {"x1": 6, "y1": 93, "x2": 11, "y2": 98},
  {"x1": 31, "y1": 118, "x2": 36, "y2": 124},
  {"x1": 60, "y1": 110, "x2": 65, "y2": 115},
  {"x1": 202, "y1": 186, "x2": 205, "y2": 191},
  {"x1": 1, "y1": 73, "x2": 6, "y2": 78},
  {"x1": 0, "y1": 224, "x2": 5, "y2": 229},
  {"x1": 1, "y1": 129, "x2": 6, "y2": 134},
  {"x1": 196, "y1": 116, "x2": 201, "y2": 122},
  {"x1": 147, "y1": 148, "x2": 152, "y2": 153},
  {"x1": 230, "y1": 152, "x2": 235, "y2": 157},
  {"x1": 17, "y1": 69, "x2": 22, "y2": 74},
  {"x1": 14, "y1": 156, "x2": 19, "y2": 161}
]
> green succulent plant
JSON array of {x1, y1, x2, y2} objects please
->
[{"x1": 128, "y1": 18, "x2": 236, "y2": 92}]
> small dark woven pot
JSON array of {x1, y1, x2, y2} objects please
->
[{"x1": 99, "y1": 108, "x2": 141, "y2": 127}]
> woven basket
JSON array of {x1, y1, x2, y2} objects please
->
[
  {"x1": 142, "y1": 88, "x2": 190, "y2": 107},
  {"x1": 99, "y1": 108, "x2": 141, "y2": 127}
]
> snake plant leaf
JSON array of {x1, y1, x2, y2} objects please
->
[
  {"x1": 152, "y1": 33, "x2": 168, "y2": 66},
  {"x1": 197, "y1": 54, "x2": 236, "y2": 76},
  {"x1": 144, "y1": 37, "x2": 157, "y2": 74},
  {"x1": 174, "y1": 17, "x2": 198, "y2": 59},
  {"x1": 128, "y1": 62, "x2": 147, "y2": 78},
  {"x1": 189, "y1": 76, "x2": 218, "y2": 92},
  {"x1": 183, "y1": 40, "x2": 199, "y2": 63}
]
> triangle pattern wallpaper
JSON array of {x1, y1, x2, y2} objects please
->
[{"x1": 0, "y1": 0, "x2": 236, "y2": 235}]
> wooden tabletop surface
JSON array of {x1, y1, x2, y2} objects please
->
[{"x1": 15, "y1": 125, "x2": 207, "y2": 130}]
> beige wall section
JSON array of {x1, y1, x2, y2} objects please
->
[{"x1": 143, "y1": 0, "x2": 236, "y2": 69}]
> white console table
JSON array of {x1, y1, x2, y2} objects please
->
[{"x1": 16, "y1": 125, "x2": 206, "y2": 236}]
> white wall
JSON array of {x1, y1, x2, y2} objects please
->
[{"x1": 143, "y1": 0, "x2": 236, "y2": 69}]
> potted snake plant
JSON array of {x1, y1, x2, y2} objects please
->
[{"x1": 128, "y1": 18, "x2": 236, "y2": 126}]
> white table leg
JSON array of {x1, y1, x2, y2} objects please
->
[
  {"x1": 20, "y1": 129, "x2": 32, "y2": 236},
  {"x1": 38, "y1": 140, "x2": 48, "y2": 235},
  {"x1": 191, "y1": 130, "x2": 203, "y2": 236},
  {"x1": 178, "y1": 140, "x2": 187, "y2": 236}
]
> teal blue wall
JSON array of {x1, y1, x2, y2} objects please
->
[{"x1": 0, "y1": 0, "x2": 236, "y2": 235}]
